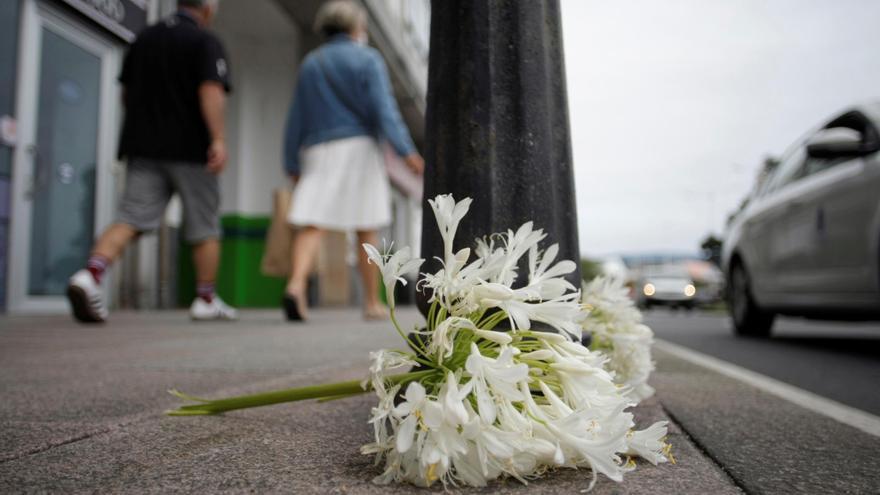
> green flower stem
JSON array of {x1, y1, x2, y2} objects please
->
[
  {"x1": 389, "y1": 308, "x2": 429, "y2": 357},
  {"x1": 316, "y1": 392, "x2": 368, "y2": 403},
  {"x1": 469, "y1": 309, "x2": 486, "y2": 326},
  {"x1": 519, "y1": 359, "x2": 551, "y2": 370},
  {"x1": 479, "y1": 311, "x2": 509, "y2": 330},
  {"x1": 166, "y1": 370, "x2": 437, "y2": 416},
  {"x1": 427, "y1": 301, "x2": 439, "y2": 331},
  {"x1": 435, "y1": 307, "x2": 448, "y2": 329}
]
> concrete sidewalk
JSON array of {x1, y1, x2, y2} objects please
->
[{"x1": 0, "y1": 308, "x2": 860, "y2": 493}]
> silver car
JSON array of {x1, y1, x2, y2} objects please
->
[{"x1": 722, "y1": 103, "x2": 880, "y2": 336}]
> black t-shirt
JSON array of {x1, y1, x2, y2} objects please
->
[{"x1": 118, "y1": 11, "x2": 231, "y2": 163}]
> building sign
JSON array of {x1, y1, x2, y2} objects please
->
[{"x1": 56, "y1": 0, "x2": 149, "y2": 43}]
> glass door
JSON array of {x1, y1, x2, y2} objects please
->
[{"x1": 9, "y1": 1, "x2": 119, "y2": 312}]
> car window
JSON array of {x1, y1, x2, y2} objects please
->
[
  {"x1": 755, "y1": 110, "x2": 878, "y2": 198},
  {"x1": 764, "y1": 146, "x2": 806, "y2": 194},
  {"x1": 800, "y1": 155, "x2": 850, "y2": 178}
]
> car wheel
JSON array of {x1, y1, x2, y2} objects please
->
[{"x1": 728, "y1": 262, "x2": 774, "y2": 337}]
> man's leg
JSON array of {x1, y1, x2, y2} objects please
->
[
  {"x1": 192, "y1": 237, "x2": 220, "y2": 303},
  {"x1": 86, "y1": 223, "x2": 139, "y2": 282},
  {"x1": 68, "y1": 158, "x2": 169, "y2": 323},
  {"x1": 168, "y1": 162, "x2": 235, "y2": 320},
  {"x1": 356, "y1": 230, "x2": 385, "y2": 319}
]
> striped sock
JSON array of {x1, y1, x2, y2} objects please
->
[
  {"x1": 86, "y1": 254, "x2": 110, "y2": 284},
  {"x1": 196, "y1": 282, "x2": 215, "y2": 303}
]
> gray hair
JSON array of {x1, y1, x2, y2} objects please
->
[{"x1": 313, "y1": 0, "x2": 367, "y2": 37}]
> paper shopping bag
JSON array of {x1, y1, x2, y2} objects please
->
[{"x1": 260, "y1": 188, "x2": 293, "y2": 278}]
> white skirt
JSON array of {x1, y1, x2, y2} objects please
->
[{"x1": 288, "y1": 136, "x2": 391, "y2": 231}]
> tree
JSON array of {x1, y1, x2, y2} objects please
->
[
  {"x1": 581, "y1": 258, "x2": 603, "y2": 281},
  {"x1": 700, "y1": 235, "x2": 723, "y2": 266}
]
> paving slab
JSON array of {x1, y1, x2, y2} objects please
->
[
  {"x1": 0, "y1": 377, "x2": 737, "y2": 494},
  {"x1": 0, "y1": 309, "x2": 741, "y2": 493}
]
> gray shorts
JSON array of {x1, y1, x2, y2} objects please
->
[{"x1": 117, "y1": 158, "x2": 220, "y2": 243}]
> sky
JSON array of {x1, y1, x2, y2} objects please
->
[{"x1": 560, "y1": 0, "x2": 880, "y2": 257}]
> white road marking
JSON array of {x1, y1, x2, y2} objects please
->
[{"x1": 654, "y1": 339, "x2": 880, "y2": 438}]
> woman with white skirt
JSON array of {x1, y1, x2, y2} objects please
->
[{"x1": 281, "y1": 0, "x2": 424, "y2": 321}]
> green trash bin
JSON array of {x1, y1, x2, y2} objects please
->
[{"x1": 178, "y1": 215, "x2": 287, "y2": 308}]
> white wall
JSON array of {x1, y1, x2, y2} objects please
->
[
  {"x1": 214, "y1": 0, "x2": 301, "y2": 217},
  {"x1": 363, "y1": 0, "x2": 429, "y2": 100}
]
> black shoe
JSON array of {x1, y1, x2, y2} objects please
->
[{"x1": 282, "y1": 294, "x2": 304, "y2": 322}]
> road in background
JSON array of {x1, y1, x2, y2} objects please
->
[{"x1": 646, "y1": 310, "x2": 880, "y2": 416}]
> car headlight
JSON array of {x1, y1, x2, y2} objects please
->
[
  {"x1": 643, "y1": 283, "x2": 656, "y2": 296},
  {"x1": 684, "y1": 284, "x2": 696, "y2": 297}
]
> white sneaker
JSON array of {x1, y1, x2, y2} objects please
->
[
  {"x1": 67, "y1": 269, "x2": 108, "y2": 323},
  {"x1": 190, "y1": 296, "x2": 238, "y2": 321}
]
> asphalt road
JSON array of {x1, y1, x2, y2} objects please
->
[{"x1": 645, "y1": 309, "x2": 880, "y2": 416}]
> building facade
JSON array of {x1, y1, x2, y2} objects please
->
[{"x1": 0, "y1": 0, "x2": 429, "y2": 313}]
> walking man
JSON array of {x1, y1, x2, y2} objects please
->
[{"x1": 66, "y1": 0, "x2": 237, "y2": 322}]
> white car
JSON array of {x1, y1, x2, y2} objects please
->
[
  {"x1": 635, "y1": 264, "x2": 697, "y2": 310},
  {"x1": 722, "y1": 103, "x2": 880, "y2": 336}
]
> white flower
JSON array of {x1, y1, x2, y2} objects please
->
[
  {"x1": 425, "y1": 317, "x2": 513, "y2": 364},
  {"x1": 362, "y1": 244, "x2": 424, "y2": 308},
  {"x1": 439, "y1": 372, "x2": 470, "y2": 426},
  {"x1": 427, "y1": 317, "x2": 473, "y2": 363},
  {"x1": 519, "y1": 349, "x2": 554, "y2": 361},
  {"x1": 549, "y1": 356, "x2": 624, "y2": 411},
  {"x1": 428, "y1": 194, "x2": 472, "y2": 264},
  {"x1": 365, "y1": 382, "x2": 400, "y2": 454},
  {"x1": 490, "y1": 222, "x2": 546, "y2": 286},
  {"x1": 625, "y1": 421, "x2": 669, "y2": 465},
  {"x1": 390, "y1": 374, "x2": 476, "y2": 487},
  {"x1": 365, "y1": 349, "x2": 416, "y2": 396},
  {"x1": 498, "y1": 294, "x2": 586, "y2": 340},
  {"x1": 464, "y1": 344, "x2": 529, "y2": 424},
  {"x1": 452, "y1": 427, "x2": 504, "y2": 486},
  {"x1": 545, "y1": 406, "x2": 632, "y2": 487},
  {"x1": 393, "y1": 382, "x2": 442, "y2": 454},
  {"x1": 581, "y1": 276, "x2": 658, "y2": 402},
  {"x1": 526, "y1": 243, "x2": 578, "y2": 300},
  {"x1": 420, "y1": 247, "x2": 486, "y2": 316},
  {"x1": 359, "y1": 195, "x2": 669, "y2": 489},
  {"x1": 473, "y1": 328, "x2": 513, "y2": 346}
]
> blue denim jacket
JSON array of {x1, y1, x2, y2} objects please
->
[{"x1": 282, "y1": 35, "x2": 416, "y2": 175}]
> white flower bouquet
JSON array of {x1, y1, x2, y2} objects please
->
[
  {"x1": 169, "y1": 194, "x2": 670, "y2": 490},
  {"x1": 581, "y1": 276, "x2": 658, "y2": 403}
]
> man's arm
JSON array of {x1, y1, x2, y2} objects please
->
[{"x1": 199, "y1": 81, "x2": 227, "y2": 174}]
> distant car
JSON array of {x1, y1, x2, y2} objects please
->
[
  {"x1": 635, "y1": 264, "x2": 697, "y2": 310},
  {"x1": 722, "y1": 103, "x2": 880, "y2": 337}
]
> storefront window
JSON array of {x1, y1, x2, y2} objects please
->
[{"x1": 0, "y1": 1, "x2": 21, "y2": 310}]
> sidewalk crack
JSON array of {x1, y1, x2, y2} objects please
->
[
  {"x1": 661, "y1": 402, "x2": 750, "y2": 495},
  {"x1": 0, "y1": 414, "x2": 150, "y2": 464}
]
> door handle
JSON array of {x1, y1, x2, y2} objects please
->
[
  {"x1": 23, "y1": 144, "x2": 38, "y2": 200},
  {"x1": 23, "y1": 144, "x2": 53, "y2": 200}
]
